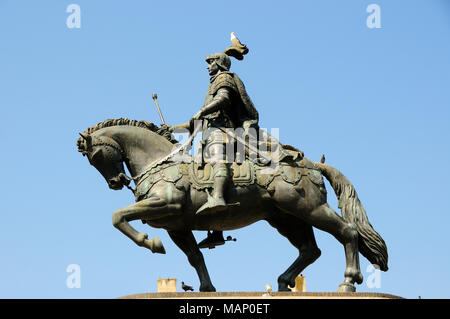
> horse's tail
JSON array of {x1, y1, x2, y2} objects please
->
[{"x1": 314, "y1": 162, "x2": 388, "y2": 271}]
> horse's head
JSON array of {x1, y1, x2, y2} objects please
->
[{"x1": 77, "y1": 132, "x2": 131, "y2": 190}]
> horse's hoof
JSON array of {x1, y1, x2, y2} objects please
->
[
  {"x1": 277, "y1": 279, "x2": 294, "y2": 292},
  {"x1": 200, "y1": 285, "x2": 216, "y2": 292},
  {"x1": 277, "y1": 285, "x2": 291, "y2": 292},
  {"x1": 355, "y1": 272, "x2": 364, "y2": 285},
  {"x1": 146, "y1": 237, "x2": 166, "y2": 254},
  {"x1": 337, "y1": 282, "x2": 356, "y2": 293}
]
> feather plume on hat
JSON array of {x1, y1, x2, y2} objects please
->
[{"x1": 224, "y1": 32, "x2": 249, "y2": 60}]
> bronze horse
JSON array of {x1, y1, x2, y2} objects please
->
[{"x1": 76, "y1": 118, "x2": 388, "y2": 292}]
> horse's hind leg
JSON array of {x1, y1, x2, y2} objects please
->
[
  {"x1": 167, "y1": 230, "x2": 216, "y2": 292},
  {"x1": 266, "y1": 214, "x2": 321, "y2": 292},
  {"x1": 302, "y1": 203, "x2": 363, "y2": 292}
]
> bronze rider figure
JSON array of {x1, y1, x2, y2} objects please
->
[{"x1": 171, "y1": 35, "x2": 259, "y2": 247}]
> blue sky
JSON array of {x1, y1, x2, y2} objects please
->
[{"x1": 0, "y1": 0, "x2": 449, "y2": 299}]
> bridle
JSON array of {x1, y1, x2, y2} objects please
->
[{"x1": 86, "y1": 136, "x2": 136, "y2": 194}]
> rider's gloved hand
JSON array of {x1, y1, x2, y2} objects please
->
[
  {"x1": 161, "y1": 124, "x2": 174, "y2": 133},
  {"x1": 243, "y1": 119, "x2": 257, "y2": 135},
  {"x1": 189, "y1": 110, "x2": 203, "y2": 132}
]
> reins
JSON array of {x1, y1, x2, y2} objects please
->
[{"x1": 132, "y1": 124, "x2": 201, "y2": 188}]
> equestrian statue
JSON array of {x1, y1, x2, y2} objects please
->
[{"x1": 76, "y1": 33, "x2": 388, "y2": 293}]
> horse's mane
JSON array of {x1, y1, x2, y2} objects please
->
[
  {"x1": 83, "y1": 118, "x2": 151, "y2": 133},
  {"x1": 77, "y1": 118, "x2": 177, "y2": 153}
]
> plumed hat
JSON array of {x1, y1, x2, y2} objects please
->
[{"x1": 205, "y1": 32, "x2": 249, "y2": 71}]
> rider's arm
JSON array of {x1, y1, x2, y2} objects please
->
[
  {"x1": 199, "y1": 87, "x2": 232, "y2": 117},
  {"x1": 171, "y1": 122, "x2": 190, "y2": 131}
]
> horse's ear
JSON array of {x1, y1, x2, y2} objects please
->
[{"x1": 79, "y1": 132, "x2": 92, "y2": 147}]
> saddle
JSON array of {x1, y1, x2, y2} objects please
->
[
  {"x1": 189, "y1": 156, "x2": 324, "y2": 191},
  {"x1": 189, "y1": 137, "x2": 309, "y2": 190},
  {"x1": 189, "y1": 161, "x2": 255, "y2": 190},
  {"x1": 134, "y1": 143, "x2": 318, "y2": 200}
]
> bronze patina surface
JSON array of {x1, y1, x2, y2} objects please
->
[{"x1": 77, "y1": 33, "x2": 388, "y2": 293}]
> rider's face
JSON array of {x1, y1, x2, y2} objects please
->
[{"x1": 207, "y1": 60, "x2": 219, "y2": 76}]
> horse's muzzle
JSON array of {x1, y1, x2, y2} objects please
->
[{"x1": 108, "y1": 173, "x2": 131, "y2": 190}]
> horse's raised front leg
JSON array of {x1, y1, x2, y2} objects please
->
[
  {"x1": 266, "y1": 213, "x2": 321, "y2": 292},
  {"x1": 112, "y1": 197, "x2": 182, "y2": 254},
  {"x1": 167, "y1": 230, "x2": 216, "y2": 292}
]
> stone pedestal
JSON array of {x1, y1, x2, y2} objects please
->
[{"x1": 120, "y1": 291, "x2": 403, "y2": 299}]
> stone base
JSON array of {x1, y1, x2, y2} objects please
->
[{"x1": 120, "y1": 291, "x2": 403, "y2": 299}]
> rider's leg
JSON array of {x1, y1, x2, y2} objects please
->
[
  {"x1": 211, "y1": 162, "x2": 228, "y2": 206},
  {"x1": 196, "y1": 130, "x2": 230, "y2": 242},
  {"x1": 209, "y1": 128, "x2": 229, "y2": 206},
  {"x1": 196, "y1": 138, "x2": 229, "y2": 214}
]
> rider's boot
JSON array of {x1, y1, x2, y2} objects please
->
[{"x1": 196, "y1": 163, "x2": 229, "y2": 215}]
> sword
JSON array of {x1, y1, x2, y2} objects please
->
[
  {"x1": 215, "y1": 126, "x2": 273, "y2": 164},
  {"x1": 152, "y1": 93, "x2": 166, "y2": 125}
]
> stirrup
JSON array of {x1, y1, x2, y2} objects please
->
[
  {"x1": 196, "y1": 198, "x2": 227, "y2": 215},
  {"x1": 198, "y1": 231, "x2": 225, "y2": 249},
  {"x1": 195, "y1": 199, "x2": 240, "y2": 215},
  {"x1": 196, "y1": 189, "x2": 227, "y2": 215}
]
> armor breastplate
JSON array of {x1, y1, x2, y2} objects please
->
[{"x1": 202, "y1": 72, "x2": 238, "y2": 128}]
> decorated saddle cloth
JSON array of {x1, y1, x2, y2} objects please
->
[
  {"x1": 134, "y1": 147, "x2": 323, "y2": 200},
  {"x1": 189, "y1": 161, "x2": 255, "y2": 190},
  {"x1": 189, "y1": 157, "x2": 324, "y2": 190}
]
